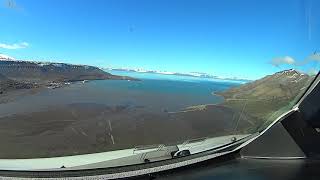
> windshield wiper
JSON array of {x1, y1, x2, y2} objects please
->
[{"x1": 0, "y1": 134, "x2": 254, "y2": 171}]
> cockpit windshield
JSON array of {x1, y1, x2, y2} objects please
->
[{"x1": 0, "y1": 0, "x2": 319, "y2": 170}]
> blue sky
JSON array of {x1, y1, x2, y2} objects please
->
[{"x1": 0, "y1": 0, "x2": 319, "y2": 80}]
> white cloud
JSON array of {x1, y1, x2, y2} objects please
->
[
  {"x1": 271, "y1": 56, "x2": 295, "y2": 67},
  {"x1": 0, "y1": 42, "x2": 29, "y2": 49},
  {"x1": 294, "y1": 53, "x2": 320, "y2": 66},
  {"x1": 308, "y1": 53, "x2": 320, "y2": 61}
]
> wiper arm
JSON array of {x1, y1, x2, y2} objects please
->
[
  {"x1": 0, "y1": 134, "x2": 254, "y2": 171},
  {"x1": 174, "y1": 134, "x2": 253, "y2": 156}
]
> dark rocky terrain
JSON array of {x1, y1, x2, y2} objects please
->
[
  {"x1": 0, "y1": 60, "x2": 136, "y2": 94},
  {"x1": 0, "y1": 61, "x2": 136, "y2": 82},
  {"x1": 0, "y1": 73, "x2": 38, "y2": 95},
  {"x1": 0, "y1": 103, "x2": 253, "y2": 158}
]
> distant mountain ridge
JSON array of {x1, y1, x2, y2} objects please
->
[
  {"x1": 0, "y1": 59, "x2": 137, "y2": 94},
  {"x1": 0, "y1": 54, "x2": 15, "y2": 61},
  {"x1": 106, "y1": 67, "x2": 251, "y2": 82},
  {"x1": 0, "y1": 60, "x2": 136, "y2": 82}
]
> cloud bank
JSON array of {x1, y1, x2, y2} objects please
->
[
  {"x1": 270, "y1": 56, "x2": 296, "y2": 67},
  {"x1": 271, "y1": 53, "x2": 320, "y2": 67},
  {"x1": 308, "y1": 53, "x2": 320, "y2": 61},
  {"x1": 0, "y1": 42, "x2": 29, "y2": 49}
]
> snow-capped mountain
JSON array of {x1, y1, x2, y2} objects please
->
[
  {"x1": 0, "y1": 54, "x2": 15, "y2": 61},
  {"x1": 105, "y1": 67, "x2": 251, "y2": 82}
]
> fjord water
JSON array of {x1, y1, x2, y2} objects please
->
[
  {"x1": 0, "y1": 70, "x2": 247, "y2": 158},
  {"x1": 0, "y1": 71, "x2": 240, "y2": 117}
]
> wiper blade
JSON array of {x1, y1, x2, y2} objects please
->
[{"x1": 0, "y1": 134, "x2": 254, "y2": 171}]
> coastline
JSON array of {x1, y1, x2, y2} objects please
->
[
  {"x1": 0, "y1": 87, "x2": 44, "y2": 104},
  {"x1": 211, "y1": 91, "x2": 225, "y2": 99},
  {"x1": 168, "y1": 91, "x2": 227, "y2": 114},
  {"x1": 0, "y1": 77, "x2": 140, "y2": 105},
  {"x1": 0, "y1": 73, "x2": 257, "y2": 158}
]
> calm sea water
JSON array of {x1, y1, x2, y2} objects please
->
[{"x1": 0, "y1": 70, "x2": 241, "y2": 117}]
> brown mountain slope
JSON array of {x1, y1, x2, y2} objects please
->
[
  {"x1": 218, "y1": 69, "x2": 311, "y2": 100},
  {"x1": 216, "y1": 69, "x2": 315, "y2": 131}
]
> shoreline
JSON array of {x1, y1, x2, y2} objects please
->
[
  {"x1": 211, "y1": 91, "x2": 226, "y2": 99},
  {"x1": 168, "y1": 104, "x2": 224, "y2": 114},
  {"x1": 0, "y1": 77, "x2": 141, "y2": 105},
  {"x1": 168, "y1": 91, "x2": 227, "y2": 114},
  {"x1": 0, "y1": 87, "x2": 45, "y2": 104},
  {"x1": 0, "y1": 78, "x2": 250, "y2": 158}
]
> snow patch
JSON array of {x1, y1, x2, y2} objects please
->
[{"x1": 0, "y1": 54, "x2": 15, "y2": 61}]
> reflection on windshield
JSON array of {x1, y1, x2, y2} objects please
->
[{"x1": 0, "y1": 0, "x2": 319, "y2": 168}]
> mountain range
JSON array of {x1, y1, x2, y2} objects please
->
[
  {"x1": 0, "y1": 54, "x2": 15, "y2": 61},
  {"x1": 0, "y1": 58, "x2": 136, "y2": 94},
  {"x1": 0, "y1": 60, "x2": 136, "y2": 82},
  {"x1": 105, "y1": 67, "x2": 251, "y2": 82}
]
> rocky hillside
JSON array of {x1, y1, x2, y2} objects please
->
[
  {"x1": 218, "y1": 69, "x2": 312, "y2": 100},
  {"x1": 0, "y1": 60, "x2": 137, "y2": 95},
  {"x1": 0, "y1": 61, "x2": 136, "y2": 82},
  {"x1": 217, "y1": 69, "x2": 315, "y2": 131}
]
